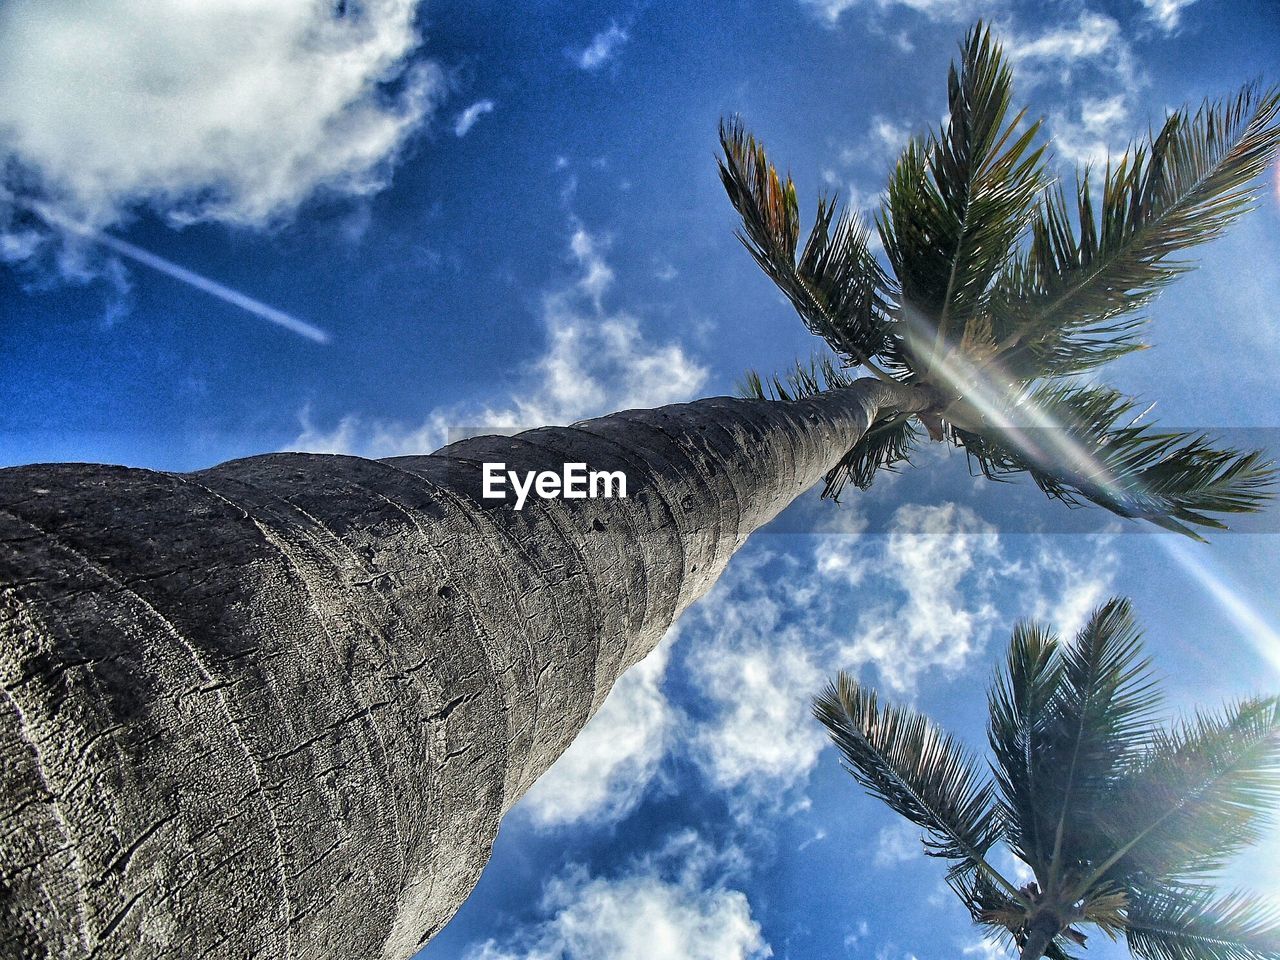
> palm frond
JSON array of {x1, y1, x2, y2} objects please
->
[
  {"x1": 952, "y1": 866, "x2": 1023, "y2": 927},
  {"x1": 718, "y1": 119, "x2": 893, "y2": 367},
  {"x1": 951, "y1": 868, "x2": 1092, "y2": 960},
  {"x1": 988, "y1": 620, "x2": 1063, "y2": 879},
  {"x1": 823, "y1": 414, "x2": 920, "y2": 499},
  {"x1": 1080, "y1": 884, "x2": 1130, "y2": 941},
  {"x1": 1091, "y1": 696, "x2": 1280, "y2": 887},
  {"x1": 738, "y1": 355, "x2": 922, "y2": 495},
  {"x1": 991, "y1": 86, "x2": 1280, "y2": 378},
  {"x1": 1040, "y1": 599, "x2": 1162, "y2": 891},
  {"x1": 1126, "y1": 886, "x2": 1280, "y2": 960},
  {"x1": 814, "y1": 672, "x2": 1008, "y2": 888},
  {"x1": 738, "y1": 353, "x2": 855, "y2": 402},
  {"x1": 1044, "y1": 941, "x2": 1085, "y2": 960},
  {"x1": 879, "y1": 21, "x2": 1047, "y2": 373},
  {"x1": 956, "y1": 382, "x2": 1277, "y2": 539}
]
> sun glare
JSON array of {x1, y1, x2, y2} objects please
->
[{"x1": 899, "y1": 308, "x2": 1280, "y2": 682}]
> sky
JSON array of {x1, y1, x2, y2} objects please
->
[{"x1": 2, "y1": 1, "x2": 1280, "y2": 959}]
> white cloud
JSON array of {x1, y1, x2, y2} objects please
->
[
  {"x1": 873, "y1": 822, "x2": 921, "y2": 866},
  {"x1": 1140, "y1": 0, "x2": 1198, "y2": 32},
  {"x1": 1005, "y1": 12, "x2": 1121, "y2": 69},
  {"x1": 0, "y1": 0, "x2": 439, "y2": 240},
  {"x1": 465, "y1": 842, "x2": 772, "y2": 960},
  {"x1": 815, "y1": 534, "x2": 869, "y2": 586},
  {"x1": 677, "y1": 502, "x2": 1014, "y2": 811},
  {"x1": 1003, "y1": 13, "x2": 1144, "y2": 179},
  {"x1": 690, "y1": 630, "x2": 827, "y2": 796},
  {"x1": 1051, "y1": 94, "x2": 1133, "y2": 167},
  {"x1": 824, "y1": 114, "x2": 908, "y2": 229},
  {"x1": 994, "y1": 846, "x2": 1035, "y2": 887},
  {"x1": 291, "y1": 405, "x2": 453, "y2": 459},
  {"x1": 453, "y1": 99, "x2": 495, "y2": 137},
  {"x1": 797, "y1": 827, "x2": 829, "y2": 851},
  {"x1": 675, "y1": 503, "x2": 1117, "y2": 824},
  {"x1": 838, "y1": 503, "x2": 1001, "y2": 693},
  {"x1": 963, "y1": 938, "x2": 1012, "y2": 960},
  {"x1": 851, "y1": 117, "x2": 912, "y2": 166},
  {"x1": 519, "y1": 633, "x2": 675, "y2": 828},
  {"x1": 799, "y1": 0, "x2": 970, "y2": 25},
  {"x1": 1021, "y1": 536, "x2": 1118, "y2": 639},
  {"x1": 290, "y1": 223, "x2": 708, "y2": 456},
  {"x1": 844, "y1": 919, "x2": 871, "y2": 950},
  {"x1": 800, "y1": 0, "x2": 861, "y2": 23},
  {"x1": 678, "y1": 552, "x2": 831, "y2": 803},
  {"x1": 575, "y1": 22, "x2": 629, "y2": 71}
]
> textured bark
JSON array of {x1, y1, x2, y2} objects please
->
[
  {"x1": 1018, "y1": 915, "x2": 1064, "y2": 960},
  {"x1": 0, "y1": 381, "x2": 929, "y2": 960}
]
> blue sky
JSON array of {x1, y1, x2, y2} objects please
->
[{"x1": 3, "y1": 1, "x2": 1280, "y2": 958}]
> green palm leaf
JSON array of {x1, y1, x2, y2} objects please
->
[
  {"x1": 992, "y1": 87, "x2": 1280, "y2": 376},
  {"x1": 814, "y1": 671, "x2": 1009, "y2": 889},
  {"x1": 721, "y1": 22, "x2": 1279, "y2": 535},
  {"x1": 718, "y1": 119, "x2": 892, "y2": 367},
  {"x1": 879, "y1": 22, "x2": 1047, "y2": 373},
  {"x1": 955, "y1": 383, "x2": 1276, "y2": 540},
  {"x1": 988, "y1": 620, "x2": 1063, "y2": 880},
  {"x1": 740, "y1": 355, "x2": 921, "y2": 497},
  {"x1": 818, "y1": 601, "x2": 1280, "y2": 958},
  {"x1": 1088, "y1": 696, "x2": 1280, "y2": 889},
  {"x1": 1126, "y1": 886, "x2": 1280, "y2": 960},
  {"x1": 1040, "y1": 599, "x2": 1161, "y2": 891}
]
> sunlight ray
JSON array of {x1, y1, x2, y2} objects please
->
[
  {"x1": 898, "y1": 308, "x2": 1280, "y2": 678},
  {"x1": 1159, "y1": 537, "x2": 1280, "y2": 675}
]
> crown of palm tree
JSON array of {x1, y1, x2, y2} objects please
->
[
  {"x1": 815, "y1": 598, "x2": 1280, "y2": 960},
  {"x1": 718, "y1": 22, "x2": 1280, "y2": 538}
]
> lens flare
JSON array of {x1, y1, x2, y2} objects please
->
[
  {"x1": 898, "y1": 307, "x2": 1280, "y2": 678},
  {"x1": 1159, "y1": 537, "x2": 1280, "y2": 674}
]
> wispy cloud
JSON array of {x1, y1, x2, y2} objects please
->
[
  {"x1": 465, "y1": 834, "x2": 770, "y2": 959},
  {"x1": 873, "y1": 822, "x2": 922, "y2": 867},
  {"x1": 837, "y1": 503, "x2": 1001, "y2": 693},
  {"x1": 1024, "y1": 537, "x2": 1118, "y2": 638},
  {"x1": 574, "y1": 22, "x2": 629, "y2": 70},
  {"x1": 0, "y1": 2, "x2": 438, "y2": 235},
  {"x1": 1004, "y1": 12, "x2": 1144, "y2": 167},
  {"x1": 519, "y1": 632, "x2": 676, "y2": 828},
  {"x1": 690, "y1": 620, "x2": 828, "y2": 800},
  {"x1": 17, "y1": 195, "x2": 329, "y2": 343},
  {"x1": 673, "y1": 503, "x2": 1117, "y2": 816},
  {"x1": 799, "y1": 0, "x2": 972, "y2": 27},
  {"x1": 1005, "y1": 12, "x2": 1122, "y2": 70},
  {"x1": 291, "y1": 222, "x2": 707, "y2": 455},
  {"x1": 962, "y1": 938, "x2": 1012, "y2": 960},
  {"x1": 677, "y1": 506, "x2": 995, "y2": 812},
  {"x1": 1139, "y1": 0, "x2": 1199, "y2": 32},
  {"x1": 0, "y1": 0, "x2": 440, "y2": 310},
  {"x1": 453, "y1": 98, "x2": 496, "y2": 137},
  {"x1": 823, "y1": 114, "x2": 913, "y2": 226}
]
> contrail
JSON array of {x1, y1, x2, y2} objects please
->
[{"x1": 6, "y1": 192, "x2": 331, "y2": 344}]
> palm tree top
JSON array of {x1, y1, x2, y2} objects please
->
[
  {"x1": 815, "y1": 597, "x2": 1280, "y2": 960},
  {"x1": 718, "y1": 22, "x2": 1280, "y2": 538}
]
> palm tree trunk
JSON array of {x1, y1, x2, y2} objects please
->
[
  {"x1": 1019, "y1": 917, "x2": 1062, "y2": 960},
  {"x1": 0, "y1": 380, "x2": 930, "y2": 960}
]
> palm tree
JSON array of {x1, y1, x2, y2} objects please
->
[
  {"x1": 1, "y1": 22, "x2": 1277, "y2": 960},
  {"x1": 815, "y1": 598, "x2": 1280, "y2": 960},
  {"x1": 720, "y1": 24, "x2": 1278, "y2": 538}
]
